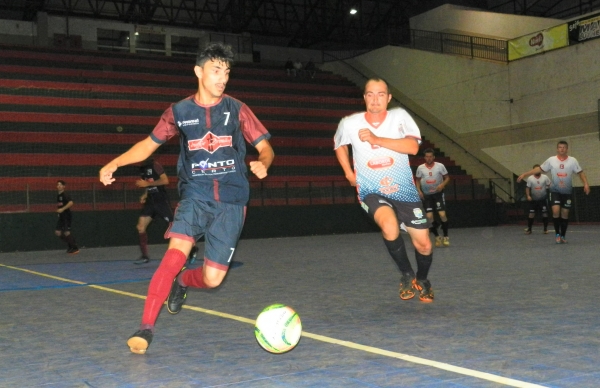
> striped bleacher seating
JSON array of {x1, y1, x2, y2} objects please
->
[{"x1": 0, "y1": 44, "x2": 487, "y2": 212}]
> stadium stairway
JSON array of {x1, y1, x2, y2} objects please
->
[{"x1": 0, "y1": 44, "x2": 487, "y2": 212}]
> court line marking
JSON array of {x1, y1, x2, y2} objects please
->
[{"x1": 0, "y1": 263, "x2": 546, "y2": 388}]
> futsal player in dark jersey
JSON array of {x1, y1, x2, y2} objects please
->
[
  {"x1": 134, "y1": 157, "x2": 173, "y2": 265},
  {"x1": 55, "y1": 180, "x2": 79, "y2": 254},
  {"x1": 99, "y1": 43, "x2": 274, "y2": 354}
]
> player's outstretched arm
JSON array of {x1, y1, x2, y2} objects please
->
[
  {"x1": 250, "y1": 139, "x2": 274, "y2": 179},
  {"x1": 99, "y1": 137, "x2": 160, "y2": 186}
]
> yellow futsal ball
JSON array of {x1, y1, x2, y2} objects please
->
[{"x1": 254, "y1": 304, "x2": 302, "y2": 354}]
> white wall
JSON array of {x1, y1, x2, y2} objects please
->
[
  {"x1": 323, "y1": 38, "x2": 600, "y2": 186},
  {"x1": 0, "y1": 19, "x2": 36, "y2": 46},
  {"x1": 410, "y1": 4, "x2": 563, "y2": 39}
]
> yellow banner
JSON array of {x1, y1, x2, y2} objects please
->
[{"x1": 508, "y1": 24, "x2": 568, "y2": 61}]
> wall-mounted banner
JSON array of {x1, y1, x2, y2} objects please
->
[
  {"x1": 508, "y1": 24, "x2": 568, "y2": 61},
  {"x1": 568, "y1": 12, "x2": 600, "y2": 43}
]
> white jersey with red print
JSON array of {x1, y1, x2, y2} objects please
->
[
  {"x1": 526, "y1": 174, "x2": 550, "y2": 201},
  {"x1": 540, "y1": 156, "x2": 582, "y2": 194},
  {"x1": 416, "y1": 162, "x2": 448, "y2": 194},
  {"x1": 334, "y1": 107, "x2": 421, "y2": 203}
]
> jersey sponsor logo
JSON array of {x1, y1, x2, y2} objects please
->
[
  {"x1": 367, "y1": 156, "x2": 394, "y2": 169},
  {"x1": 378, "y1": 176, "x2": 399, "y2": 195},
  {"x1": 188, "y1": 132, "x2": 233, "y2": 154},
  {"x1": 177, "y1": 118, "x2": 200, "y2": 127},
  {"x1": 380, "y1": 176, "x2": 392, "y2": 186},
  {"x1": 425, "y1": 179, "x2": 437, "y2": 184},
  {"x1": 557, "y1": 172, "x2": 568, "y2": 177},
  {"x1": 191, "y1": 158, "x2": 236, "y2": 176}
]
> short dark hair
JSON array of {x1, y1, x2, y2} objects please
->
[
  {"x1": 423, "y1": 148, "x2": 435, "y2": 155},
  {"x1": 196, "y1": 43, "x2": 235, "y2": 67},
  {"x1": 364, "y1": 78, "x2": 388, "y2": 94},
  {"x1": 533, "y1": 164, "x2": 540, "y2": 169},
  {"x1": 57, "y1": 180, "x2": 66, "y2": 185},
  {"x1": 557, "y1": 140, "x2": 568, "y2": 148}
]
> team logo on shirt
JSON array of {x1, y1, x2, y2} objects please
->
[
  {"x1": 378, "y1": 176, "x2": 399, "y2": 195},
  {"x1": 188, "y1": 132, "x2": 232, "y2": 154},
  {"x1": 367, "y1": 156, "x2": 394, "y2": 169}
]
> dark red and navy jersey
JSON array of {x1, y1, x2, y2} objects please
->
[
  {"x1": 150, "y1": 94, "x2": 270, "y2": 205},
  {"x1": 140, "y1": 160, "x2": 167, "y2": 195},
  {"x1": 57, "y1": 191, "x2": 73, "y2": 216}
]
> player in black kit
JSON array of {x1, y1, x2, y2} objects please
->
[
  {"x1": 55, "y1": 180, "x2": 79, "y2": 254},
  {"x1": 134, "y1": 158, "x2": 173, "y2": 265}
]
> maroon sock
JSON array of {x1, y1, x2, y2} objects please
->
[
  {"x1": 139, "y1": 232, "x2": 148, "y2": 257},
  {"x1": 181, "y1": 265, "x2": 209, "y2": 289},
  {"x1": 141, "y1": 249, "x2": 187, "y2": 326},
  {"x1": 65, "y1": 234, "x2": 77, "y2": 248}
]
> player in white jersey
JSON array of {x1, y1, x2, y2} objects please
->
[
  {"x1": 415, "y1": 148, "x2": 451, "y2": 247},
  {"x1": 334, "y1": 78, "x2": 434, "y2": 303},
  {"x1": 524, "y1": 164, "x2": 551, "y2": 234},
  {"x1": 518, "y1": 141, "x2": 590, "y2": 244}
]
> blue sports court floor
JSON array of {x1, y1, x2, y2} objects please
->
[{"x1": 1, "y1": 225, "x2": 599, "y2": 387}]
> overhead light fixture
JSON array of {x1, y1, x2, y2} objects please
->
[{"x1": 349, "y1": 8, "x2": 358, "y2": 15}]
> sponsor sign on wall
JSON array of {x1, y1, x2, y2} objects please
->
[
  {"x1": 508, "y1": 24, "x2": 568, "y2": 61},
  {"x1": 568, "y1": 12, "x2": 600, "y2": 43}
]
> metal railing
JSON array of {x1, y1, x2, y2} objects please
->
[
  {"x1": 1, "y1": 178, "x2": 492, "y2": 213},
  {"x1": 409, "y1": 29, "x2": 508, "y2": 62}
]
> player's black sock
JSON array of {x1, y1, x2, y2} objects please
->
[
  {"x1": 59, "y1": 234, "x2": 69, "y2": 247},
  {"x1": 560, "y1": 218, "x2": 569, "y2": 237},
  {"x1": 527, "y1": 217, "x2": 534, "y2": 230},
  {"x1": 383, "y1": 236, "x2": 413, "y2": 274},
  {"x1": 429, "y1": 221, "x2": 439, "y2": 237},
  {"x1": 542, "y1": 217, "x2": 548, "y2": 230},
  {"x1": 553, "y1": 218, "x2": 560, "y2": 235},
  {"x1": 65, "y1": 234, "x2": 77, "y2": 248},
  {"x1": 441, "y1": 221, "x2": 449, "y2": 237},
  {"x1": 415, "y1": 250, "x2": 433, "y2": 281}
]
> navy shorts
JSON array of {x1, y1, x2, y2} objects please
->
[
  {"x1": 423, "y1": 192, "x2": 446, "y2": 213},
  {"x1": 141, "y1": 193, "x2": 174, "y2": 222},
  {"x1": 166, "y1": 198, "x2": 246, "y2": 270},
  {"x1": 361, "y1": 194, "x2": 430, "y2": 230},
  {"x1": 549, "y1": 192, "x2": 572, "y2": 209}
]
